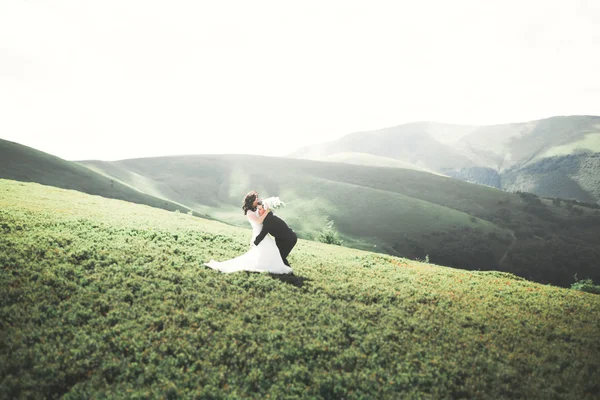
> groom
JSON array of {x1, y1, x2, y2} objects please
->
[{"x1": 254, "y1": 200, "x2": 298, "y2": 267}]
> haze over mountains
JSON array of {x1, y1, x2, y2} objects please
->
[{"x1": 291, "y1": 115, "x2": 600, "y2": 204}]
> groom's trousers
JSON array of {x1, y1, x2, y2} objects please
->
[{"x1": 276, "y1": 234, "x2": 298, "y2": 266}]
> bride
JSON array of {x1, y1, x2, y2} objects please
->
[{"x1": 204, "y1": 191, "x2": 293, "y2": 274}]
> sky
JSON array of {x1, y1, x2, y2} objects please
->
[{"x1": 1, "y1": 0, "x2": 599, "y2": 161}]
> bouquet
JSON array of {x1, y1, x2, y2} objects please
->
[{"x1": 261, "y1": 196, "x2": 286, "y2": 210}]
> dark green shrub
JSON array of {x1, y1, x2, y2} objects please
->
[
  {"x1": 571, "y1": 275, "x2": 600, "y2": 295},
  {"x1": 316, "y1": 219, "x2": 343, "y2": 246}
]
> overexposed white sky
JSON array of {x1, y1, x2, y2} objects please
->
[{"x1": 1, "y1": 0, "x2": 599, "y2": 161}]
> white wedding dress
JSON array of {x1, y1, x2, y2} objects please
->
[{"x1": 204, "y1": 210, "x2": 293, "y2": 274}]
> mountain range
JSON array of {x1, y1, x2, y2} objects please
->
[{"x1": 290, "y1": 115, "x2": 600, "y2": 203}]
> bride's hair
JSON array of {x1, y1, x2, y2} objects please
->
[{"x1": 242, "y1": 190, "x2": 258, "y2": 214}]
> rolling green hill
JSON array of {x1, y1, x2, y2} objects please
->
[
  {"x1": 310, "y1": 152, "x2": 444, "y2": 175},
  {"x1": 290, "y1": 122, "x2": 477, "y2": 171},
  {"x1": 290, "y1": 116, "x2": 600, "y2": 203},
  {"x1": 1, "y1": 179, "x2": 599, "y2": 399},
  {"x1": 78, "y1": 154, "x2": 514, "y2": 260},
  {"x1": 501, "y1": 153, "x2": 600, "y2": 203},
  {"x1": 0, "y1": 138, "x2": 199, "y2": 216},
  {"x1": 3, "y1": 137, "x2": 598, "y2": 287},
  {"x1": 77, "y1": 154, "x2": 600, "y2": 288}
]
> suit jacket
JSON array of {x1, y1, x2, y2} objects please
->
[{"x1": 254, "y1": 212, "x2": 296, "y2": 246}]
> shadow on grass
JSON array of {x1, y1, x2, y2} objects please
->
[{"x1": 267, "y1": 273, "x2": 311, "y2": 288}]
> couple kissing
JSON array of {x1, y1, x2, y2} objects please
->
[{"x1": 204, "y1": 190, "x2": 297, "y2": 274}]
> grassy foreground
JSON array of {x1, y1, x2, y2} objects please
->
[{"x1": 1, "y1": 180, "x2": 599, "y2": 399}]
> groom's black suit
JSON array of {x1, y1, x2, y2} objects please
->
[{"x1": 254, "y1": 212, "x2": 297, "y2": 267}]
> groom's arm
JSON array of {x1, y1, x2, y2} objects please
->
[{"x1": 253, "y1": 215, "x2": 271, "y2": 246}]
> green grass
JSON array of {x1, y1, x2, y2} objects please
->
[
  {"x1": 536, "y1": 133, "x2": 600, "y2": 160},
  {"x1": 1, "y1": 179, "x2": 599, "y2": 399}
]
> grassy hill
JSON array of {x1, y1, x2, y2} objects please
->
[
  {"x1": 78, "y1": 154, "x2": 600, "y2": 288},
  {"x1": 290, "y1": 122, "x2": 477, "y2": 171},
  {"x1": 457, "y1": 116, "x2": 600, "y2": 170},
  {"x1": 311, "y1": 152, "x2": 443, "y2": 175},
  {"x1": 0, "y1": 138, "x2": 199, "y2": 216},
  {"x1": 501, "y1": 153, "x2": 600, "y2": 203},
  {"x1": 1, "y1": 179, "x2": 599, "y2": 399},
  {"x1": 78, "y1": 154, "x2": 516, "y2": 261},
  {"x1": 3, "y1": 137, "x2": 598, "y2": 287},
  {"x1": 290, "y1": 116, "x2": 600, "y2": 203}
]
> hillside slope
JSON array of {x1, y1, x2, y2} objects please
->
[
  {"x1": 290, "y1": 122, "x2": 477, "y2": 171},
  {"x1": 313, "y1": 152, "x2": 444, "y2": 175},
  {"x1": 78, "y1": 154, "x2": 514, "y2": 260},
  {"x1": 3, "y1": 137, "x2": 597, "y2": 288},
  {"x1": 1, "y1": 179, "x2": 599, "y2": 399},
  {"x1": 0, "y1": 138, "x2": 198, "y2": 215},
  {"x1": 77, "y1": 154, "x2": 600, "y2": 288},
  {"x1": 78, "y1": 154, "x2": 600, "y2": 287}
]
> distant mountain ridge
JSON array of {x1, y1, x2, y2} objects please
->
[{"x1": 290, "y1": 115, "x2": 600, "y2": 203}]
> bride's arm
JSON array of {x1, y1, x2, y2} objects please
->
[
  {"x1": 247, "y1": 209, "x2": 271, "y2": 224},
  {"x1": 254, "y1": 218, "x2": 271, "y2": 246}
]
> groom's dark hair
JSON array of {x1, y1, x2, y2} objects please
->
[{"x1": 242, "y1": 190, "x2": 259, "y2": 214}]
